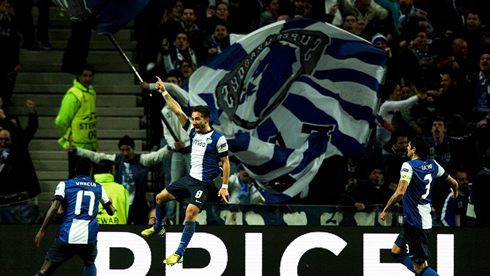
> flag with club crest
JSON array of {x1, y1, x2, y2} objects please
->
[{"x1": 189, "y1": 18, "x2": 387, "y2": 203}]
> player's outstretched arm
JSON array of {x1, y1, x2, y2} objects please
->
[
  {"x1": 35, "y1": 199, "x2": 61, "y2": 247},
  {"x1": 155, "y1": 76, "x2": 188, "y2": 126},
  {"x1": 380, "y1": 180, "x2": 408, "y2": 221}
]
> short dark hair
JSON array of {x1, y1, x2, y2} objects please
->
[
  {"x1": 97, "y1": 159, "x2": 115, "y2": 174},
  {"x1": 192, "y1": 105, "x2": 210, "y2": 119},
  {"x1": 75, "y1": 157, "x2": 93, "y2": 177},
  {"x1": 390, "y1": 128, "x2": 409, "y2": 145},
  {"x1": 410, "y1": 135, "x2": 430, "y2": 160},
  {"x1": 167, "y1": 69, "x2": 184, "y2": 82},
  {"x1": 118, "y1": 135, "x2": 135, "y2": 149},
  {"x1": 78, "y1": 64, "x2": 96, "y2": 75}
]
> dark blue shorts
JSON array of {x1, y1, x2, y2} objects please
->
[
  {"x1": 166, "y1": 175, "x2": 214, "y2": 210},
  {"x1": 46, "y1": 237, "x2": 97, "y2": 267},
  {"x1": 395, "y1": 224, "x2": 431, "y2": 265}
]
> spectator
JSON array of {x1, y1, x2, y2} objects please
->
[
  {"x1": 177, "y1": 6, "x2": 205, "y2": 51},
  {"x1": 61, "y1": 16, "x2": 95, "y2": 74},
  {"x1": 373, "y1": 0, "x2": 433, "y2": 43},
  {"x1": 65, "y1": 135, "x2": 170, "y2": 225},
  {"x1": 376, "y1": 80, "x2": 425, "y2": 148},
  {"x1": 472, "y1": 52, "x2": 490, "y2": 121},
  {"x1": 459, "y1": 9, "x2": 485, "y2": 53},
  {"x1": 440, "y1": 169, "x2": 469, "y2": 227},
  {"x1": 394, "y1": 31, "x2": 434, "y2": 87},
  {"x1": 204, "y1": 2, "x2": 240, "y2": 35},
  {"x1": 55, "y1": 64, "x2": 98, "y2": 179},
  {"x1": 381, "y1": 129, "x2": 409, "y2": 183},
  {"x1": 95, "y1": 159, "x2": 130, "y2": 225},
  {"x1": 200, "y1": 23, "x2": 231, "y2": 64},
  {"x1": 9, "y1": 0, "x2": 51, "y2": 50},
  {"x1": 178, "y1": 58, "x2": 197, "y2": 91},
  {"x1": 34, "y1": 157, "x2": 115, "y2": 276},
  {"x1": 0, "y1": 99, "x2": 38, "y2": 145},
  {"x1": 158, "y1": 0, "x2": 184, "y2": 46},
  {"x1": 340, "y1": 13, "x2": 360, "y2": 36},
  {"x1": 217, "y1": 164, "x2": 265, "y2": 204},
  {"x1": 0, "y1": 128, "x2": 41, "y2": 223},
  {"x1": 0, "y1": 0, "x2": 19, "y2": 110},
  {"x1": 259, "y1": 0, "x2": 280, "y2": 28},
  {"x1": 427, "y1": 117, "x2": 486, "y2": 212},
  {"x1": 160, "y1": 32, "x2": 198, "y2": 74},
  {"x1": 337, "y1": 0, "x2": 390, "y2": 39},
  {"x1": 339, "y1": 164, "x2": 395, "y2": 211}
]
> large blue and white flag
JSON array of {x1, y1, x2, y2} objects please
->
[
  {"x1": 53, "y1": 0, "x2": 150, "y2": 34},
  {"x1": 190, "y1": 18, "x2": 387, "y2": 203}
]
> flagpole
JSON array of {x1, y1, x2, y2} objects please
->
[
  {"x1": 103, "y1": 33, "x2": 180, "y2": 143},
  {"x1": 103, "y1": 33, "x2": 143, "y2": 83}
]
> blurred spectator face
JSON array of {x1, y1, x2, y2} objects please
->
[
  {"x1": 480, "y1": 53, "x2": 490, "y2": 74},
  {"x1": 214, "y1": 24, "x2": 228, "y2": 40},
  {"x1": 440, "y1": 74, "x2": 454, "y2": 91},
  {"x1": 166, "y1": 76, "x2": 183, "y2": 86},
  {"x1": 179, "y1": 61, "x2": 195, "y2": 79},
  {"x1": 343, "y1": 15, "x2": 358, "y2": 34},
  {"x1": 399, "y1": 0, "x2": 413, "y2": 13},
  {"x1": 455, "y1": 171, "x2": 469, "y2": 192},
  {"x1": 182, "y1": 8, "x2": 196, "y2": 26},
  {"x1": 78, "y1": 69, "x2": 94, "y2": 89},
  {"x1": 452, "y1": 39, "x2": 468, "y2": 59},
  {"x1": 356, "y1": 0, "x2": 372, "y2": 13},
  {"x1": 389, "y1": 84, "x2": 402, "y2": 101},
  {"x1": 414, "y1": 32, "x2": 428, "y2": 50},
  {"x1": 400, "y1": 85, "x2": 414, "y2": 99},
  {"x1": 440, "y1": 55, "x2": 455, "y2": 70},
  {"x1": 267, "y1": 0, "x2": 280, "y2": 16},
  {"x1": 393, "y1": 136, "x2": 408, "y2": 151},
  {"x1": 293, "y1": 0, "x2": 306, "y2": 14},
  {"x1": 174, "y1": 33, "x2": 189, "y2": 50},
  {"x1": 368, "y1": 169, "x2": 383, "y2": 186},
  {"x1": 239, "y1": 167, "x2": 252, "y2": 183},
  {"x1": 0, "y1": 129, "x2": 11, "y2": 150},
  {"x1": 171, "y1": 1, "x2": 184, "y2": 18},
  {"x1": 431, "y1": 120, "x2": 447, "y2": 139},
  {"x1": 119, "y1": 145, "x2": 134, "y2": 162},
  {"x1": 374, "y1": 40, "x2": 387, "y2": 50},
  {"x1": 216, "y1": 3, "x2": 229, "y2": 20},
  {"x1": 466, "y1": 13, "x2": 481, "y2": 32}
]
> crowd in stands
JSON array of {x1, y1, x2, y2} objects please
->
[{"x1": 2, "y1": 0, "x2": 490, "y2": 228}]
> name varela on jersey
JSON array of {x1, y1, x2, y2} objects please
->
[
  {"x1": 421, "y1": 163, "x2": 433, "y2": 170},
  {"x1": 76, "y1": 181, "x2": 96, "y2": 187}
]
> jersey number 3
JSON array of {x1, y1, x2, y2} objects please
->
[{"x1": 421, "y1": 174, "x2": 432, "y2": 199}]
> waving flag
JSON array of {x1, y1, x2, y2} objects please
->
[
  {"x1": 53, "y1": 0, "x2": 150, "y2": 34},
  {"x1": 190, "y1": 18, "x2": 387, "y2": 203}
]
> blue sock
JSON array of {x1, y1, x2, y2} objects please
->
[
  {"x1": 83, "y1": 264, "x2": 96, "y2": 276},
  {"x1": 154, "y1": 202, "x2": 167, "y2": 230},
  {"x1": 420, "y1": 267, "x2": 439, "y2": 276},
  {"x1": 175, "y1": 221, "x2": 196, "y2": 256},
  {"x1": 392, "y1": 253, "x2": 416, "y2": 274}
]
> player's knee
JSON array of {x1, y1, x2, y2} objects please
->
[{"x1": 413, "y1": 261, "x2": 426, "y2": 274}]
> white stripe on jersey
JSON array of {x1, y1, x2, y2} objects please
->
[
  {"x1": 68, "y1": 219, "x2": 90, "y2": 244},
  {"x1": 418, "y1": 203, "x2": 432, "y2": 229}
]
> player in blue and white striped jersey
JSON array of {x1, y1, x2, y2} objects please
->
[
  {"x1": 141, "y1": 77, "x2": 230, "y2": 266},
  {"x1": 380, "y1": 135, "x2": 459, "y2": 276},
  {"x1": 34, "y1": 157, "x2": 115, "y2": 276}
]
